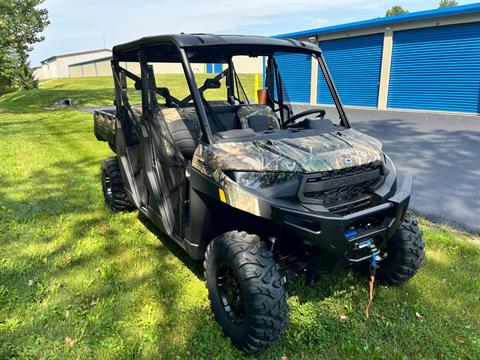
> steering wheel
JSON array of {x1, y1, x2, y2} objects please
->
[{"x1": 283, "y1": 109, "x2": 326, "y2": 127}]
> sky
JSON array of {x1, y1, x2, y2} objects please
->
[{"x1": 30, "y1": 0, "x2": 479, "y2": 66}]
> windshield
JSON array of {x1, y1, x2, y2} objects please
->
[
  {"x1": 271, "y1": 52, "x2": 342, "y2": 126},
  {"x1": 138, "y1": 48, "x2": 348, "y2": 143},
  {"x1": 179, "y1": 51, "x2": 348, "y2": 142}
]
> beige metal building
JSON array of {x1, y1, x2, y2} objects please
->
[
  {"x1": 34, "y1": 45, "x2": 263, "y2": 80},
  {"x1": 68, "y1": 55, "x2": 263, "y2": 77},
  {"x1": 231, "y1": 56, "x2": 263, "y2": 74},
  {"x1": 32, "y1": 67, "x2": 44, "y2": 80},
  {"x1": 68, "y1": 57, "x2": 204, "y2": 77},
  {"x1": 38, "y1": 49, "x2": 112, "y2": 79}
]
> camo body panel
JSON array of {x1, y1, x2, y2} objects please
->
[
  {"x1": 192, "y1": 141, "x2": 299, "y2": 176},
  {"x1": 216, "y1": 170, "x2": 261, "y2": 216},
  {"x1": 192, "y1": 128, "x2": 383, "y2": 176}
]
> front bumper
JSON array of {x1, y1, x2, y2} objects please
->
[{"x1": 270, "y1": 174, "x2": 412, "y2": 272}]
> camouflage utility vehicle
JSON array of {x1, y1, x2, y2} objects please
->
[{"x1": 94, "y1": 34, "x2": 425, "y2": 353}]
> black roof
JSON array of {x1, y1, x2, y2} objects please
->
[{"x1": 112, "y1": 34, "x2": 320, "y2": 63}]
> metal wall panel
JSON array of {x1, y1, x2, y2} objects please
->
[
  {"x1": 275, "y1": 52, "x2": 311, "y2": 103},
  {"x1": 388, "y1": 22, "x2": 480, "y2": 113},
  {"x1": 317, "y1": 33, "x2": 384, "y2": 107},
  {"x1": 68, "y1": 65, "x2": 82, "y2": 78}
]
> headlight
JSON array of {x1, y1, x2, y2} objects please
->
[{"x1": 226, "y1": 171, "x2": 297, "y2": 189}]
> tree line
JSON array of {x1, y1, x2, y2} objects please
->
[
  {"x1": 0, "y1": 0, "x2": 49, "y2": 95},
  {"x1": 386, "y1": 0, "x2": 458, "y2": 17}
]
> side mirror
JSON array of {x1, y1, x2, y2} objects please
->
[{"x1": 204, "y1": 78, "x2": 221, "y2": 89}]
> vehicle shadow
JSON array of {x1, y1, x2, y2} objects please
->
[{"x1": 138, "y1": 213, "x2": 205, "y2": 280}]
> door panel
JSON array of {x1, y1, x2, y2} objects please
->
[
  {"x1": 274, "y1": 52, "x2": 311, "y2": 103},
  {"x1": 318, "y1": 33, "x2": 384, "y2": 107},
  {"x1": 388, "y1": 22, "x2": 480, "y2": 113}
]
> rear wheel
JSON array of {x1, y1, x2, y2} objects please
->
[
  {"x1": 204, "y1": 231, "x2": 289, "y2": 354},
  {"x1": 101, "y1": 157, "x2": 134, "y2": 212}
]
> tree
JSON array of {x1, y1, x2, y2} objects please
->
[
  {"x1": 439, "y1": 0, "x2": 458, "y2": 8},
  {"x1": 0, "y1": 0, "x2": 49, "y2": 94},
  {"x1": 385, "y1": 5, "x2": 409, "y2": 17},
  {"x1": 13, "y1": 54, "x2": 38, "y2": 90}
]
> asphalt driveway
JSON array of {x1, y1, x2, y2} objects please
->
[{"x1": 298, "y1": 105, "x2": 480, "y2": 233}]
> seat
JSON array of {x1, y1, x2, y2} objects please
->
[
  {"x1": 160, "y1": 107, "x2": 201, "y2": 159},
  {"x1": 131, "y1": 105, "x2": 200, "y2": 159},
  {"x1": 237, "y1": 105, "x2": 280, "y2": 132},
  {"x1": 202, "y1": 103, "x2": 238, "y2": 134}
]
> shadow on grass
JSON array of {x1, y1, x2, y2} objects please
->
[
  {"x1": 0, "y1": 89, "x2": 118, "y2": 113},
  {"x1": 0, "y1": 157, "x2": 191, "y2": 358},
  {"x1": 138, "y1": 213, "x2": 205, "y2": 279}
]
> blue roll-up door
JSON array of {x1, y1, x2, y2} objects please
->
[
  {"x1": 388, "y1": 22, "x2": 480, "y2": 113},
  {"x1": 317, "y1": 33, "x2": 384, "y2": 107},
  {"x1": 214, "y1": 63, "x2": 223, "y2": 73},
  {"x1": 275, "y1": 53, "x2": 311, "y2": 103},
  {"x1": 207, "y1": 63, "x2": 223, "y2": 74}
]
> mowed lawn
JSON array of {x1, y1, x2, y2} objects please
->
[{"x1": 0, "y1": 75, "x2": 479, "y2": 360}]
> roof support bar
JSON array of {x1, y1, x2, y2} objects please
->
[
  {"x1": 315, "y1": 53, "x2": 350, "y2": 128},
  {"x1": 177, "y1": 47, "x2": 214, "y2": 144}
]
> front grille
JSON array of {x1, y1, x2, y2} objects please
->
[
  {"x1": 299, "y1": 161, "x2": 383, "y2": 211},
  {"x1": 304, "y1": 179, "x2": 377, "y2": 204},
  {"x1": 305, "y1": 161, "x2": 383, "y2": 184}
]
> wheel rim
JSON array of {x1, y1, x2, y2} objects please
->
[
  {"x1": 217, "y1": 264, "x2": 245, "y2": 323},
  {"x1": 103, "y1": 171, "x2": 112, "y2": 199}
]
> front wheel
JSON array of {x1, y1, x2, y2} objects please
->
[
  {"x1": 373, "y1": 211, "x2": 426, "y2": 285},
  {"x1": 204, "y1": 231, "x2": 289, "y2": 354}
]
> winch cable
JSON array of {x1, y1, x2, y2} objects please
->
[{"x1": 364, "y1": 253, "x2": 377, "y2": 319}]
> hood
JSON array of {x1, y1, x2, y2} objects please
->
[{"x1": 192, "y1": 128, "x2": 383, "y2": 175}]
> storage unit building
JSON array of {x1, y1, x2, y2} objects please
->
[
  {"x1": 274, "y1": 3, "x2": 480, "y2": 114},
  {"x1": 206, "y1": 63, "x2": 223, "y2": 74},
  {"x1": 207, "y1": 57, "x2": 263, "y2": 74}
]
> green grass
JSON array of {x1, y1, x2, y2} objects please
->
[
  {"x1": 7, "y1": 73, "x2": 256, "y2": 111},
  {"x1": 0, "y1": 76, "x2": 479, "y2": 359}
]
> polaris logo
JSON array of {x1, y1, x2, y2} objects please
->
[{"x1": 345, "y1": 157, "x2": 353, "y2": 164}]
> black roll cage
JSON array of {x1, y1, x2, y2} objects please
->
[{"x1": 111, "y1": 36, "x2": 350, "y2": 145}]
